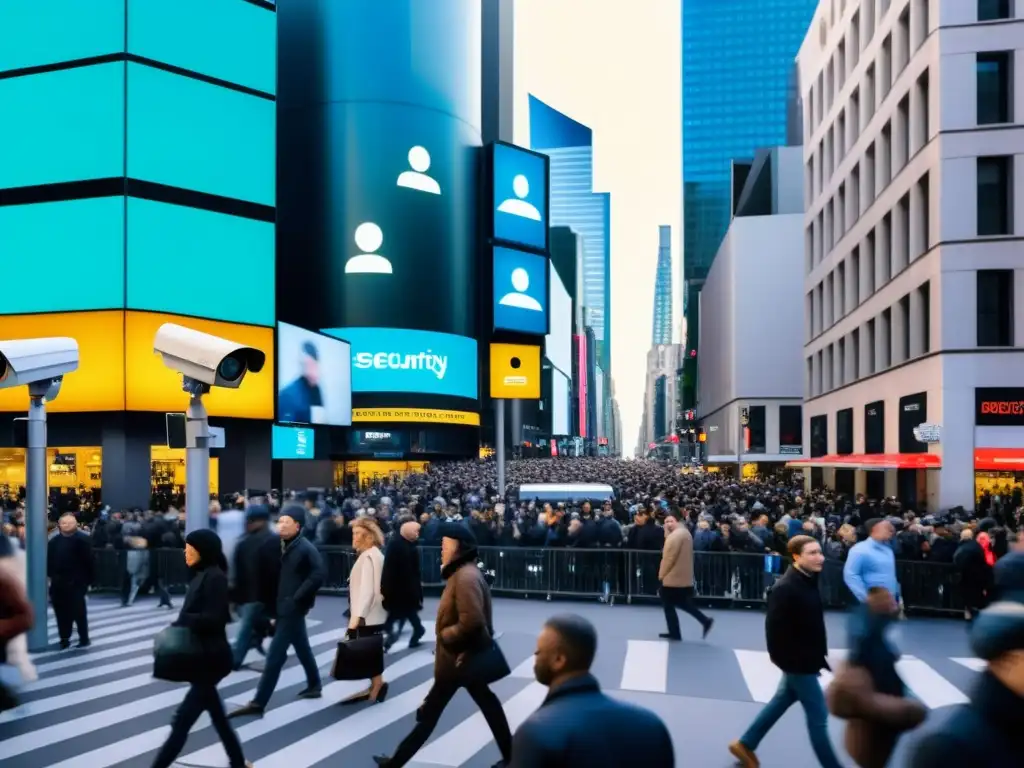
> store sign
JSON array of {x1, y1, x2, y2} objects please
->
[
  {"x1": 489, "y1": 342, "x2": 541, "y2": 399},
  {"x1": 349, "y1": 429, "x2": 408, "y2": 454},
  {"x1": 913, "y1": 423, "x2": 941, "y2": 443},
  {"x1": 779, "y1": 445, "x2": 802, "y2": 455},
  {"x1": 976, "y1": 387, "x2": 1024, "y2": 426},
  {"x1": 351, "y1": 408, "x2": 480, "y2": 426}
]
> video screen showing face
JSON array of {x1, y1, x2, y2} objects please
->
[{"x1": 276, "y1": 322, "x2": 352, "y2": 426}]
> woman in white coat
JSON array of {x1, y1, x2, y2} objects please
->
[{"x1": 340, "y1": 517, "x2": 389, "y2": 704}]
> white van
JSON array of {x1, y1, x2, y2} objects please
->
[{"x1": 515, "y1": 483, "x2": 615, "y2": 505}]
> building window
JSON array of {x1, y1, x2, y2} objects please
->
[
  {"x1": 977, "y1": 52, "x2": 1012, "y2": 125},
  {"x1": 979, "y1": 0, "x2": 1013, "y2": 22},
  {"x1": 779, "y1": 405, "x2": 803, "y2": 451},
  {"x1": 747, "y1": 405, "x2": 766, "y2": 454},
  {"x1": 836, "y1": 408, "x2": 854, "y2": 454},
  {"x1": 977, "y1": 270, "x2": 1014, "y2": 346},
  {"x1": 919, "y1": 280, "x2": 931, "y2": 353},
  {"x1": 810, "y1": 414, "x2": 828, "y2": 458},
  {"x1": 865, "y1": 317, "x2": 876, "y2": 376},
  {"x1": 977, "y1": 156, "x2": 1013, "y2": 236}
]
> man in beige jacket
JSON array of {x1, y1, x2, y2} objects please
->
[{"x1": 658, "y1": 513, "x2": 714, "y2": 641}]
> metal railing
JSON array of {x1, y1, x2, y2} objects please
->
[{"x1": 90, "y1": 546, "x2": 966, "y2": 616}]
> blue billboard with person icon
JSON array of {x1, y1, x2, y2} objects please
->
[
  {"x1": 492, "y1": 141, "x2": 549, "y2": 252},
  {"x1": 493, "y1": 247, "x2": 548, "y2": 335}
]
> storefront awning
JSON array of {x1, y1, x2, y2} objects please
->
[
  {"x1": 785, "y1": 453, "x2": 942, "y2": 470},
  {"x1": 974, "y1": 448, "x2": 1024, "y2": 471}
]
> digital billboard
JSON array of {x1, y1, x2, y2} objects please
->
[
  {"x1": 546, "y1": 262, "x2": 572, "y2": 376},
  {"x1": 490, "y1": 343, "x2": 541, "y2": 399},
  {"x1": 272, "y1": 425, "x2": 315, "y2": 460},
  {"x1": 0, "y1": 198, "x2": 124, "y2": 314},
  {"x1": 127, "y1": 64, "x2": 275, "y2": 206},
  {"x1": 125, "y1": 311, "x2": 273, "y2": 418},
  {"x1": 0, "y1": 311, "x2": 126, "y2": 412},
  {"x1": 323, "y1": 328, "x2": 477, "y2": 399},
  {"x1": 127, "y1": 0, "x2": 276, "y2": 95},
  {"x1": 493, "y1": 247, "x2": 549, "y2": 335},
  {"x1": 0, "y1": 0, "x2": 124, "y2": 74},
  {"x1": 351, "y1": 408, "x2": 480, "y2": 426},
  {"x1": 491, "y1": 142, "x2": 549, "y2": 252},
  {"x1": 276, "y1": 323, "x2": 352, "y2": 427},
  {"x1": 552, "y1": 368, "x2": 570, "y2": 435},
  {"x1": 126, "y1": 198, "x2": 274, "y2": 326},
  {"x1": 0, "y1": 63, "x2": 124, "y2": 189}
]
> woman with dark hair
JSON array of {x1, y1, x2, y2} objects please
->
[{"x1": 151, "y1": 529, "x2": 253, "y2": 768}]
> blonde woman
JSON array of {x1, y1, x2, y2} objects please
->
[{"x1": 341, "y1": 517, "x2": 389, "y2": 704}]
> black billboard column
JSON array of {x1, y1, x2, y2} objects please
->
[
  {"x1": 898, "y1": 392, "x2": 928, "y2": 508},
  {"x1": 864, "y1": 401, "x2": 885, "y2": 500}
]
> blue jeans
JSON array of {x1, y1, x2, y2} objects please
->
[
  {"x1": 252, "y1": 613, "x2": 321, "y2": 708},
  {"x1": 231, "y1": 602, "x2": 267, "y2": 670},
  {"x1": 740, "y1": 673, "x2": 843, "y2": 768}
]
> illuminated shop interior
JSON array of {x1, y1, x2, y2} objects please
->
[{"x1": 151, "y1": 446, "x2": 219, "y2": 496}]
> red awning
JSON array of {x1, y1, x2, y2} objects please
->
[
  {"x1": 785, "y1": 453, "x2": 941, "y2": 470},
  {"x1": 975, "y1": 448, "x2": 1024, "y2": 471}
]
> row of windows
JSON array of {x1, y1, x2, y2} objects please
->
[{"x1": 806, "y1": 279, "x2": 931, "y2": 397}]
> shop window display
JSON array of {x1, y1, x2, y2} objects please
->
[
  {"x1": 150, "y1": 446, "x2": 218, "y2": 499},
  {"x1": 975, "y1": 471, "x2": 1024, "y2": 504},
  {"x1": 333, "y1": 460, "x2": 429, "y2": 491},
  {"x1": 0, "y1": 446, "x2": 102, "y2": 516}
]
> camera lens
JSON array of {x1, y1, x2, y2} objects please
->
[
  {"x1": 510, "y1": 357, "x2": 521, "y2": 369},
  {"x1": 218, "y1": 356, "x2": 244, "y2": 381},
  {"x1": 0, "y1": 356, "x2": 8, "y2": 383}
]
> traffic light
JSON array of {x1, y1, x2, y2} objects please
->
[
  {"x1": 689, "y1": 349, "x2": 697, "y2": 358},
  {"x1": 698, "y1": 428, "x2": 707, "y2": 443}
]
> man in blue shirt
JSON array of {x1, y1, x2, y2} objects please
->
[{"x1": 844, "y1": 518, "x2": 902, "y2": 609}]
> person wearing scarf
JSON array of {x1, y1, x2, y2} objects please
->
[{"x1": 151, "y1": 529, "x2": 253, "y2": 768}]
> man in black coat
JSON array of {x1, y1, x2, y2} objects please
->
[
  {"x1": 510, "y1": 614, "x2": 674, "y2": 767},
  {"x1": 47, "y1": 513, "x2": 94, "y2": 649},
  {"x1": 229, "y1": 504, "x2": 279, "y2": 669},
  {"x1": 729, "y1": 535, "x2": 844, "y2": 768},
  {"x1": 381, "y1": 519, "x2": 425, "y2": 650}
]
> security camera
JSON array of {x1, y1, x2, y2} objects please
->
[
  {"x1": 0, "y1": 337, "x2": 79, "y2": 390},
  {"x1": 154, "y1": 323, "x2": 265, "y2": 392}
]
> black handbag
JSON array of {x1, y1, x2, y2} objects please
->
[
  {"x1": 457, "y1": 636, "x2": 511, "y2": 686},
  {"x1": 331, "y1": 553, "x2": 385, "y2": 681},
  {"x1": 153, "y1": 625, "x2": 206, "y2": 683}
]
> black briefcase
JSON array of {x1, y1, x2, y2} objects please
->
[{"x1": 330, "y1": 633, "x2": 385, "y2": 681}]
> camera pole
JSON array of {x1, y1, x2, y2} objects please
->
[
  {"x1": 185, "y1": 391, "x2": 210, "y2": 533},
  {"x1": 24, "y1": 383, "x2": 51, "y2": 651}
]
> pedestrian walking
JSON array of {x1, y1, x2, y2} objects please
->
[
  {"x1": 729, "y1": 535, "x2": 844, "y2": 768},
  {"x1": 0, "y1": 533, "x2": 35, "y2": 684},
  {"x1": 374, "y1": 523, "x2": 512, "y2": 767},
  {"x1": 0, "y1": 558, "x2": 33, "y2": 712},
  {"x1": 339, "y1": 517, "x2": 389, "y2": 704},
  {"x1": 844, "y1": 518, "x2": 901, "y2": 609},
  {"x1": 47, "y1": 513, "x2": 93, "y2": 649},
  {"x1": 658, "y1": 512, "x2": 713, "y2": 640},
  {"x1": 150, "y1": 529, "x2": 253, "y2": 768},
  {"x1": 381, "y1": 518, "x2": 425, "y2": 651},
  {"x1": 510, "y1": 614, "x2": 674, "y2": 767},
  {"x1": 230, "y1": 504, "x2": 279, "y2": 670},
  {"x1": 229, "y1": 507, "x2": 325, "y2": 718}
]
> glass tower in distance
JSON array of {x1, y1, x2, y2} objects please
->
[
  {"x1": 652, "y1": 225, "x2": 673, "y2": 346},
  {"x1": 680, "y1": 0, "x2": 817, "y2": 410}
]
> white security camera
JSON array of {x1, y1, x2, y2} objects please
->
[
  {"x1": 154, "y1": 323, "x2": 266, "y2": 393},
  {"x1": 0, "y1": 337, "x2": 79, "y2": 390}
]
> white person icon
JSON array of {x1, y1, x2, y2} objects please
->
[
  {"x1": 345, "y1": 222, "x2": 392, "y2": 274},
  {"x1": 497, "y1": 174, "x2": 541, "y2": 220}
]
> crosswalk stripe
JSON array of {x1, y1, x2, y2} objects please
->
[
  {"x1": 952, "y1": 657, "x2": 986, "y2": 672},
  {"x1": 0, "y1": 672, "x2": 158, "y2": 723},
  {"x1": 48, "y1": 613, "x2": 171, "y2": 641},
  {"x1": 619, "y1": 639, "x2": 668, "y2": 693},
  {"x1": 510, "y1": 656, "x2": 535, "y2": 679},
  {"x1": 180, "y1": 649, "x2": 436, "y2": 767},
  {"x1": 896, "y1": 656, "x2": 970, "y2": 708},
  {"x1": 46, "y1": 603, "x2": 164, "y2": 628},
  {"x1": 734, "y1": 649, "x2": 847, "y2": 703},
  {"x1": 411, "y1": 680, "x2": 547, "y2": 766},
  {"x1": 256, "y1": 678, "x2": 438, "y2": 768},
  {"x1": 33, "y1": 639, "x2": 154, "y2": 672}
]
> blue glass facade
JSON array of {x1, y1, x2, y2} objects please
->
[
  {"x1": 652, "y1": 225, "x2": 673, "y2": 346},
  {"x1": 528, "y1": 95, "x2": 611, "y2": 372}
]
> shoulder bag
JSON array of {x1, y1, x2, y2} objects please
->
[
  {"x1": 455, "y1": 571, "x2": 510, "y2": 686},
  {"x1": 153, "y1": 625, "x2": 206, "y2": 683},
  {"x1": 331, "y1": 552, "x2": 385, "y2": 681}
]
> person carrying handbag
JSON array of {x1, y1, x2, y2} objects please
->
[
  {"x1": 337, "y1": 518, "x2": 390, "y2": 704},
  {"x1": 375, "y1": 523, "x2": 512, "y2": 768},
  {"x1": 150, "y1": 529, "x2": 253, "y2": 768}
]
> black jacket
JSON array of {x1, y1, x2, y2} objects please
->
[
  {"x1": 766, "y1": 565, "x2": 829, "y2": 675},
  {"x1": 232, "y1": 527, "x2": 279, "y2": 606},
  {"x1": 174, "y1": 565, "x2": 233, "y2": 684},
  {"x1": 381, "y1": 534, "x2": 422, "y2": 615},
  {"x1": 47, "y1": 531, "x2": 94, "y2": 589},
  {"x1": 276, "y1": 535, "x2": 324, "y2": 617},
  {"x1": 509, "y1": 674, "x2": 674, "y2": 768}
]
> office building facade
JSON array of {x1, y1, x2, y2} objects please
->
[
  {"x1": 652, "y1": 225, "x2": 674, "y2": 345},
  {"x1": 681, "y1": 0, "x2": 819, "y2": 412},
  {"x1": 794, "y1": 0, "x2": 1024, "y2": 512}
]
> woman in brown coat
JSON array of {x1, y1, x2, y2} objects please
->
[{"x1": 374, "y1": 523, "x2": 512, "y2": 768}]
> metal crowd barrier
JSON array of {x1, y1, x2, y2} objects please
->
[{"x1": 89, "y1": 546, "x2": 967, "y2": 616}]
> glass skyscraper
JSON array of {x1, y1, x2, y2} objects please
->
[
  {"x1": 680, "y1": 0, "x2": 816, "y2": 409},
  {"x1": 529, "y1": 95, "x2": 612, "y2": 372},
  {"x1": 652, "y1": 225, "x2": 673, "y2": 346}
]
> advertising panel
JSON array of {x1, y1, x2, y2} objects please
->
[
  {"x1": 349, "y1": 429, "x2": 409, "y2": 455},
  {"x1": 490, "y1": 343, "x2": 541, "y2": 399},
  {"x1": 125, "y1": 311, "x2": 273, "y2": 418},
  {"x1": 0, "y1": 311, "x2": 125, "y2": 412},
  {"x1": 276, "y1": 322, "x2": 351, "y2": 427},
  {"x1": 493, "y1": 247, "x2": 548, "y2": 335},
  {"x1": 323, "y1": 328, "x2": 477, "y2": 399},
  {"x1": 127, "y1": 63, "x2": 275, "y2": 206},
  {"x1": 898, "y1": 392, "x2": 928, "y2": 453},
  {"x1": 0, "y1": 63, "x2": 124, "y2": 189},
  {"x1": 272, "y1": 424, "x2": 315, "y2": 460},
  {"x1": 352, "y1": 408, "x2": 480, "y2": 426},
  {"x1": 0, "y1": 0, "x2": 124, "y2": 73},
  {"x1": 127, "y1": 0, "x2": 276, "y2": 95},
  {"x1": 127, "y1": 198, "x2": 274, "y2": 326},
  {"x1": 0, "y1": 198, "x2": 124, "y2": 314},
  {"x1": 546, "y1": 262, "x2": 573, "y2": 376},
  {"x1": 975, "y1": 387, "x2": 1024, "y2": 426},
  {"x1": 491, "y1": 142, "x2": 549, "y2": 252},
  {"x1": 551, "y1": 368, "x2": 570, "y2": 435}
]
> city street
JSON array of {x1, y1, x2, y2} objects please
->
[{"x1": 0, "y1": 594, "x2": 980, "y2": 767}]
